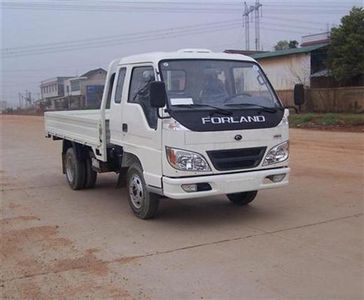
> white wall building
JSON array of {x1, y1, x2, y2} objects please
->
[
  {"x1": 301, "y1": 32, "x2": 330, "y2": 47},
  {"x1": 64, "y1": 68, "x2": 106, "y2": 108},
  {"x1": 251, "y1": 44, "x2": 328, "y2": 91},
  {"x1": 40, "y1": 77, "x2": 71, "y2": 100}
]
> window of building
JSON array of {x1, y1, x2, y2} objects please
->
[
  {"x1": 128, "y1": 66, "x2": 157, "y2": 129},
  {"x1": 71, "y1": 80, "x2": 81, "y2": 92}
]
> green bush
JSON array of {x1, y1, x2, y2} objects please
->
[
  {"x1": 289, "y1": 113, "x2": 364, "y2": 128},
  {"x1": 320, "y1": 113, "x2": 338, "y2": 125}
]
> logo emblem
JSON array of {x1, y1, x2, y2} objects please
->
[
  {"x1": 234, "y1": 134, "x2": 242, "y2": 141},
  {"x1": 201, "y1": 115, "x2": 266, "y2": 124}
]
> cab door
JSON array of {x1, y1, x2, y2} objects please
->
[
  {"x1": 109, "y1": 66, "x2": 127, "y2": 144},
  {"x1": 120, "y1": 64, "x2": 162, "y2": 188}
]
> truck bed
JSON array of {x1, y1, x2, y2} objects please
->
[{"x1": 44, "y1": 110, "x2": 110, "y2": 149}]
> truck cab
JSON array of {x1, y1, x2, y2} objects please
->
[{"x1": 45, "y1": 49, "x2": 290, "y2": 219}]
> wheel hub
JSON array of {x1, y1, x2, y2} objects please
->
[
  {"x1": 65, "y1": 156, "x2": 75, "y2": 182},
  {"x1": 129, "y1": 175, "x2": 144, "y2": 209}
]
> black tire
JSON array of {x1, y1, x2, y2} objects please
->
[
  {"x1": 126, "y1": 163, "x2": 160, "y2": 219},
  {"x1": 83, "y1": 154, "x2": 97, "y2": 189},
  {"x1": 227, "y1": 191, "x2": 258, "y2": 206},
  {"x1": 65, "y1": 147, "x2": 86, "y2": 190}
]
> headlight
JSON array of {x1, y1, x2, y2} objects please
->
[
  {"x1": 166, "y1": 147, "x2": 211, "y2": 172},
  {"x1": 263, "y1": 141, "x2": 289, "y2": 166}
]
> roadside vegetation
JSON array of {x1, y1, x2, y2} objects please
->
[
  {"x1": 289, "y1": 113, "x2": 364, "y2": 130},
  {"x1": 328, "y1": 7, "x2": 364, "y2": 84}
]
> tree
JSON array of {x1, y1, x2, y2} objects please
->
[
  {"x1": 289, "y1": 40, "x2": 299, "y2": 48},
  {"x1": 274, "y1": 40, "x2": 289, "y2": 50},
  {"x1": 328, "y1": 7, "x2": 364, "y2": 82},
  {"x1": 274, "y1": 40, "x2": 299, "y2": 51}
]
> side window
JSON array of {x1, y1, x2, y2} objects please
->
[
  {"x1": 114, "y1": 68, "x2": 126, "y2": 104},
  {"x1": 128, "y1": 66, "x2": 157, "y2": 129},
  {"x1": 105, "y1": 73, "x2": 115, "y2": 109}
]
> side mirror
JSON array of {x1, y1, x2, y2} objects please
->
[
  {"x1": 150, "y1": 81, "x2": 167, "y2": 108},
  {"x1": 293, "y1": 84, "x2": 305, "y2": 106}
]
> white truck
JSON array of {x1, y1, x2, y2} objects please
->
[{"x1": 45, "y1": 49, "x2": 294, "y2": 219}]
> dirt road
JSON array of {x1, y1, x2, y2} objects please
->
[{"x1": 1, "y1": 115, "x2": 363, "y2": 299}]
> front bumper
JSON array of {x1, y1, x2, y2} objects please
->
[{"x1": 162, "y1": 167, "x2": 290, "y2": 199}]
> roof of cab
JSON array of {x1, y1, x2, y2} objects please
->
[{"x1": 117, "y1": 49, "x2": 255, "y2": 65}]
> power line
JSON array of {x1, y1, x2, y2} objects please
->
[
  {"x1": 1, "y1": 2, "x2": 241, "y2": 13},
  {"x1": 263, "y1": 16, "x2": 328, "y2": 26},
  {"x1": 41, "y1": 0, "x2": 358, "y2": 5},
  {"x1": 2, "y1": 21, "x2": 243, "y2": 58},
  {"x1": 263, "y1": 2, "x2": 357, "y2": 7},
  {"x1": 1, "y1": 18, "x2": 328, "y2": 59},
  {"x1": 1, "y1": 19, "x2": 241, "y2": 52},
  {"x1": 0, "y1": 1, "x2": 339, "y2": 66},
  {"x1": 1, "y1": 21, "x2": 242, "y2": 54},
  {"x1": 1, "y1": 64, "x2": 106, "y2": 73},
  {"x1": 0, "y1": 1, "x2": 350, "y2": 14},
  {"x1": 56, "y1": 0, "x2": 243, "y2": 6},
  {"x1": 260, "y1": 25, "x2": 309, "y2": 35},
  {"x1": 1, "y1": 0, "x2": 353, "y2": 8},
  {"x1": 261, "y1": 20, "x2": 325, "y2": 32}
]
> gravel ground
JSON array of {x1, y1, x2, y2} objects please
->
[{"x1": 1, "y1": 115, "x2": 363, "y2": 300}]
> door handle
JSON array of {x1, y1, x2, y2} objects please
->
[{"x1": 122, "y1": 123, "x2": 128, "y2": 132}]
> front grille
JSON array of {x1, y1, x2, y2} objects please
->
[{"x1": 207, "y1": 147, "x2": 266, "y2": 171}]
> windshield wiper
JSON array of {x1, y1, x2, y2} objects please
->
[
  {"x1": 172, "y1": 104, "x2": 232, "y2": 116},
  {"x1": 224, "y1": 103, "x2": 280, "y2": 113}
]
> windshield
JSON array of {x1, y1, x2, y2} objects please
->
[{"x1": 159, "y1": 59, "x2": 280, "y2": 110}]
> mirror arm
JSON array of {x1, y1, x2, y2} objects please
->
[
  {"x1": 285, "y1": 105, "x2": 299, "y2": 114},
  {"x1": 157, "y1": 108, "x2": 171, "y2": 119}
]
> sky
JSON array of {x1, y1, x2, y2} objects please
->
[{"x1": 0, "y1": 0, "x2": 361, "y2": 107}]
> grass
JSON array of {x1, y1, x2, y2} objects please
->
[{"x1": 289, "y1": 113, "x2": 364, "y2": 129}]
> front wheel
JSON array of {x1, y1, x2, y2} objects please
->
[
  {"x1": 126, "y1": 163, "x2": 160, "y2": 219},
  {"x1": 227, "y1": 191, "x2": 258, "y2": 206}
]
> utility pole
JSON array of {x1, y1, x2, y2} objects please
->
[
  {"x1": 243, "y1": 0, "x2": 262, "y2": 51},
  {"x1": 17, "y1": 91, "x2": 32, "y2": 108},
  {"x1": 27, "y1": 91, "x2": 32, "y2": 106},
  {"x1": 243, "y1": 2, "x2": 249, "y2": 51},
  {"x1": 25, "y1": 90, "x2": 29, "y2": 107},
  {"x1": 253, "y1": 0, "x2": 262, "y2": 51},
  {"x1": 18, "y1": 92, "x2": 23, "y2": 108},
  {"x1": 243, "y1": 2, "x2": 254, "y2": 50},
  {"x1": 23, "y1": 90, "x2": 31, "y2": 107}
]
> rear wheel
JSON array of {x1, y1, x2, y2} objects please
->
[
  {"x1": 83, "y1": 153, "x2": 97, "y2": 189},
  {"x1": 65, "y1": 147, "x2": 86, "y2": 190},
  {"x1": 126, "y1": 163, "x2": 160, "y2": 219},
  {"x1": 227, "y1": 191, "x2": 258, "y2": 206}
]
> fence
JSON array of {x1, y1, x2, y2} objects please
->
[{"x1": 276, "y1": 86, "x2": 364, "y2": 113}]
